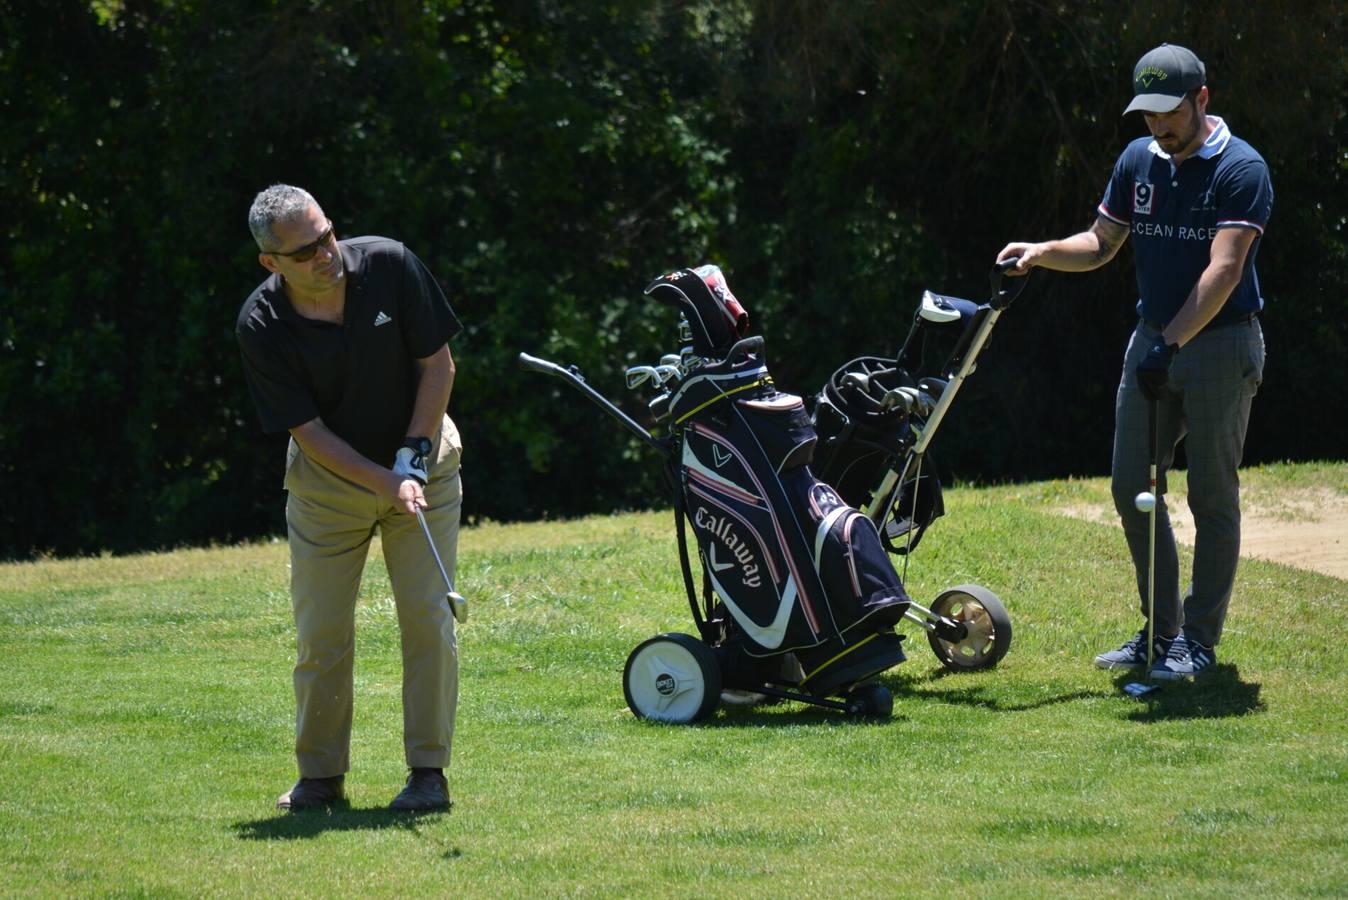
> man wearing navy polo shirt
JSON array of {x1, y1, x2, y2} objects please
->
[
  {"x1": 237, "y1": 185, "x2": 464, "y2": 811},
  {"x1": 997, "y1": 45, "x2": 1272, "y2": 679}
]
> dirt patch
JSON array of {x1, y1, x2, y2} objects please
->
[{"x1": 1058, "y1": 487, "x2": 1348, "y2": 580}]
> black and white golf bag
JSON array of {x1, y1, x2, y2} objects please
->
[
  {"x1": 518, "y1": 262, "x2": 1021, "y2": 721},
  {"x1": 644, "y1": 267, "x2": 910, "y2": 695}
]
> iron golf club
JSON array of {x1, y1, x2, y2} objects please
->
[
  {"x1": 625, "y1": 365, "x2": 658, "y2": 389},
  {"x1": 841, "y1": 372, "x2": 871, "y2": 394},
  {"x1": 414, "y1": 506, "x2": 468, "y2": 623},
  {"x1": 1124, "y1": 394, "x2": 1160, "y2": 698},
  {"x1": 878, "y1": 387, "x2": 913, "y2": 413}
]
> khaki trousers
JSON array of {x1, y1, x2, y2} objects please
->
[{"x1": 283, "y1": 414, "x2": 463, "y2": 778}]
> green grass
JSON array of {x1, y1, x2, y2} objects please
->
[{"x1": 1, "y1": 465, "x2": 1345, "y2": 897}]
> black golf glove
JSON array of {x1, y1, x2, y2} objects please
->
[
  {"x1": 1136, "y1": 340, "x2": 1178, "y2": 400},
  {"x1": 392, "y1": 437, "x2": 430, "y2": 485}
]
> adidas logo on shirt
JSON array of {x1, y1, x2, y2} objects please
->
[{"x1": 373, "y1": 311, "x2": 392, "y2": 327}]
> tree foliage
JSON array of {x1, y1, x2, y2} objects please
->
[{"x1": 0, "y1": 0, "x2": 1343, "y2": 558}]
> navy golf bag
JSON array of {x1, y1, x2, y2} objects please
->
[
  {"x1": 647, "y1": 268, "x2": 911, "y2": 689},
  {"x1": 518, "y1": 262, "x2": 1024, "y2": 722},
  {"x1": 520, "y1": 265, "x2": 911, "y2": 720}
]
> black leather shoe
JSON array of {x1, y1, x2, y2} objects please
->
[
  {"x1": 277, "y1": 775, "x2": 345, "y2": 810},
  {"x1": 389, "y1": 768, "x2": 451, "y2": 812}
]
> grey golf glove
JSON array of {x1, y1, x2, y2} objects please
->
[{"x1": 392, "y1": 437, "x2": 431, "y2": 485}]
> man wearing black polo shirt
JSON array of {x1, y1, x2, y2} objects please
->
[
  {"x1": 237, "y1": 184, "x2": 464, "y2": 811},
  {"x1": 997, "y1": 45, "x2": 1272, "y2": 680}
]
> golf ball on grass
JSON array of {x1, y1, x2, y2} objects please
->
[{"x1": 1134, "y1": 491, "x2": 1156, "y2": 513}]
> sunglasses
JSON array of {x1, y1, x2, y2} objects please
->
[{"x1": 271, "y1": 220, "x2": 336, "y2": 263}]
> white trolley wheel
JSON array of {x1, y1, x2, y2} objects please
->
[
  {"x1": 927, "y1": 584, "x2": 1013, "y2": 670},
  {"x1": 623, "y1": 633, "x2": 722, "y2": 723}
]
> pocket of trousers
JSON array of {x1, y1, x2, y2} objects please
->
[
  {"x1": 1242, "y1": 325, "x2": 1266, "y2": 395},
  {"x1": 434, "y1": 414, "x2": 464, "y2": 474},
  {"x1": 283, "y1": 437, "x2": 303, "y2": 491}
]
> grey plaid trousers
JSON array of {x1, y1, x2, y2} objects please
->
[{"x1": 1110, "y1": 317, "x2": 1265, "y2": 647}]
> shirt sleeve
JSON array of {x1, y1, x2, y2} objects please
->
[
  {"x1": 236, "y1": 327, "x2": 318, "y2": 434},
  {"x1": 1217, "y1": 158, "x2": 1273, "y2": 234},
  {"x1": 397, "y1": 244, "x2": 464, "y2": 360},
  {"x1": 1097, "y1": 149, "x2": 1135, "y2": 226}
]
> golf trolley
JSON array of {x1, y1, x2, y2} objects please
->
[
  {"x1": 810, "y1": 258, "x2": 1030, "y2": 670},
  {"x1": 518, "y1": 261, "x2": 1027, "y2": 723}
]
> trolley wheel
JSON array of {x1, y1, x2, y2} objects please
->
[
  {"x1": 846, "y1": 682, "x2": 893, "y2": 718},
  {"x1": 927, "y1": 584, "x2": 1012, "y2": 670},
  {"x1": 623, "y1": 633, "x2": 722, "y2": 723}
]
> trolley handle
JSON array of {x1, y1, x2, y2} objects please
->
[
  {"x1": 989, "y1": 256, "x2": 1029, "y2": 311},
  {"x1": 518, "y1": 351, "x2": 581, "y2": 381}
]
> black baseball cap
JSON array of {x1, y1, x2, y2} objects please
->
[{"x1": 1124, "y1": 44, "x2": 1206, "y2": 114}]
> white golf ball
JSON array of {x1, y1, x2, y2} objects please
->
[{"x1": 1134, "y1": 491, "x2": 1156, "y2": 513}]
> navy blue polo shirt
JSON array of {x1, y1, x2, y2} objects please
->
[
  {"x1": 236, "y1": 236, "x2": 462, "y2": 466},
  {"x1": 1098, "y1": 117, "x2": 1273, "y2": 327}
]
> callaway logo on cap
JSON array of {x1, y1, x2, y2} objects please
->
[{"x1": 1124, "y1": 43, "x2": 1206, "y2": 115}]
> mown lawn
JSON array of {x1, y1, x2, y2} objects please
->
[{"x1": 1, "y1": 463, "x2": 1344, "y2": 897}]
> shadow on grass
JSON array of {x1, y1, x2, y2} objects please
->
[
  {"x1": 706, "y1": 703, "x2": 897, "y2": 728},
  {"x1": 232, "y1": 804, "x2": 456, "y2": 843},
  {"x1": 696, "y1": 674, "x2": 1101, "y2": 726},
  {"x1": 1116, "y1": 664, "x2": 1265, "y2": 721}
]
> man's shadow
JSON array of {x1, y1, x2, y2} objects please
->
[
  {"x1": 232, "y1": 804, "x2": 459, "y2": 848},
  {"x1": 1115, "y1": 664, "x2": 1264, "y2": 721}
]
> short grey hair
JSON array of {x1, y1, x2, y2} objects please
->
[{"x1": 248, "y1": 184, "x2": 322, "y2": 252}]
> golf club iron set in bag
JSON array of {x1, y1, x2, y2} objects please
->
[{"x1": 518, "y1": 261, "x2": 1027, "y2": 722}]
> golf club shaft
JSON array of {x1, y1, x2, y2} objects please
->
[
  {"x1": 415, "y1": 506, "x2": 467, "y2": 623},
  {"x1": 1146, "y1": 395, "x2": 1158, "y2": 677}
]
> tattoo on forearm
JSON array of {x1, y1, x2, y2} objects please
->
[{"x1": 1092, "y1": 224, "x2": 1124, "y2": 263}]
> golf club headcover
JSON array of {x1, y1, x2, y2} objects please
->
[
  {"x1": 392, "y1": 441, "x2": 429, "y2": 485},
  {"x1": 1136, "y1": 340, "x2": 1177, "y2": 400},
  {"x1": 644, "y1": 265, "x2": 749, "y2": 359}
]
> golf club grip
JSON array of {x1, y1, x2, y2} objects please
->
[{"x1": 993, "y1": 256, "x2": 1021, "y2": 273}]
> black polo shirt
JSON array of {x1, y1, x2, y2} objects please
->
[{"x1": 236, "y1": 236, "x2": 462, "y2": 466}]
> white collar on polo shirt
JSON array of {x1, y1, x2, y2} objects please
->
[{"x1": 1148, "y1": 116, "x2": 1231, "y2": 161}]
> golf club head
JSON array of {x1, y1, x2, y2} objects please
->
[
  {"x1": 654, "y1": 364, "x2": 682, "y2": 385},
  {"x1": 679, "y1": 347, "x2": 703, "y2": 372},
  {"x1": 1123, "y1": 681, "x2": 1159, "y2": 697},
  {"x1": 842, "y1": 372, "x2": 871, "y2": 394},
  {"x1": 917, "y1": 376, "x2": 948, "y2": 400},
  {"x1": 447, "y1": 591, "x2": 468, "y2": 624},
  {"x1": 659, "y1": 353, "x2": 681, "y2": 367},
  {"x1": 879, "y1": 387, "x2": 913, "y2": 413},
  {"x1": 625, "y1": 365, "x2": 657, "y2": 389},
  {"x1": 649, "y1": 391, "x2": 672, "y2": 422},
  {"x1": 895, "y1": 386, "x2": 930, "y2": 416}
]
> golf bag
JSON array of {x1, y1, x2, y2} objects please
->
[
  {"x1": 518, "y1": 262, "x2": 1024, "y2": 721},
  {"x1": 812, "y1": 357, "x2": 946, "y2": 554},
  {"x1": 646, "y1": 268, "x2": 911, "y2": 690},
  {"x1": 810, "y1": 286, "x2": 1012, "y2": 557}
]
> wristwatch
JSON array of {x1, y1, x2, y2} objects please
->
[{"x1": 402, "y1": 436, "x2": 432, "y2": 457}]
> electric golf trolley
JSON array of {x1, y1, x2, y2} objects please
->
[{"x1": 518, "y1": 260, "x2": 1028, "y2": 722}]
